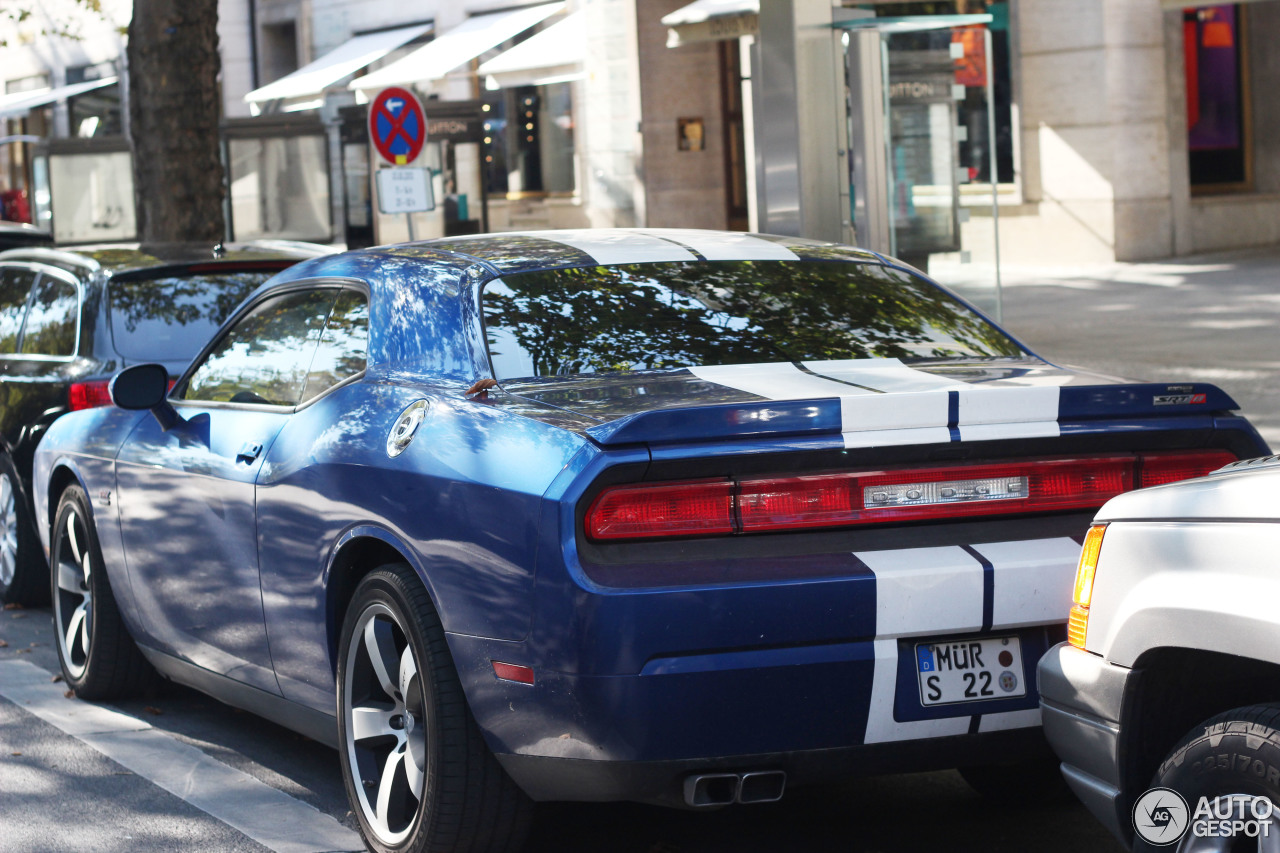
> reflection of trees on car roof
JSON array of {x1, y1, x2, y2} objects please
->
[{"x1": 482, "y1": 261, "x2": 1022, "y2": 379}]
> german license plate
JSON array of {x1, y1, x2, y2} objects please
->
[{"x1": 915, "y1": 636, "x2": 1026, "y2": 707}]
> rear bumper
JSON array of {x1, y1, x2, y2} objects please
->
[
  {"x1": 496, "y1": 727, "x2": 1054, "y2": 805},
  {"x1": 449, "y1": 628, "x2": 1055, "y2": 803},
  {"x1": 1037, "y1": 642, "x2": 1134, "y2": 844}
]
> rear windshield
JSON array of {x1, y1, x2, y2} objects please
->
[
  {"x1": 482, "y1": 261, "x2": 1023, "y2": 380},
  {"x1": 107, "y1": 273, "x2": 272, "y2": 361}
]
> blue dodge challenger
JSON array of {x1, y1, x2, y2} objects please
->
[{"x1": 31, "y1": 229, "x2": 1266, "y2": 852}]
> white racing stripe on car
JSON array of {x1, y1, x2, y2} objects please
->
[
  {"x1": 856, "y1": 540, "x2": 1070, "y2": 744},
  {"x1": 859, "y1": 546, "x2": 984, "y2": 744},
  {"x1": 804, "y1": 359, "x2": 968, "y2": 393},
  {"x1": 542, "y1": 230, "x2": 699, "y2": 265},
  {"x1": 688, "y1": 360, "x2": 1065, "y2": 447},
  {"x1": 969, "y1": 538, "x2": 1080, "y2": 630},
  {"x1": 0, "y1": 659, "x2": 363, "y2": 853},
  {"x1": 689, "y1": 362, "x2": 878, "y2": 401},
  {"x1": 839, "y1": 392, "x2": 952, "y2": 447},
  {"x1": 864, "y1": 639, "x2": 973, "y2": 744},
  {"x1": 856, "y1": 546, "x2": 986, "y2": 639},
  {"x1": 957, "y1": 385, "x2": 1061, "y2": 442},
  {"x1": 645, "y1": 229, "x2": 802, "y2": 261}
]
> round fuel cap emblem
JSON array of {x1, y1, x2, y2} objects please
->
[{"x1": 387, "y1": 399, "x2": 429, "y2": 457}]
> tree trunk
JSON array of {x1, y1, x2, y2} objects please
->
[{"x1": 126, "y1": 0, "x2": 224, "y2": 252}]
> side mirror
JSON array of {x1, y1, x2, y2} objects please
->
[{"x1": 110, "y1": 363, "x2": 183, "y2": 431}]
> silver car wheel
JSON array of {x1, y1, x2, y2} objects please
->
[
  {"x1": 0, "y1": 473, "x2": 17, "y2": 588},
  {"x1": 343, "y1": 601, "x2": 427, "y2": 847},
  {"x1": 53, "y1": 507, "x2": 93, "y2": 680}
]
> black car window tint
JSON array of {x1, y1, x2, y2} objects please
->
[
  {"x1": 183, "y1": 289, "x2": 337, "y2": 407},
  {"x1": 107, "y1": 272, "x2": 272, "y2": 362},
  {"x1": 300, "y1": 289, "x2": 369, "y2": 402},
  {"x1": 19, "y1": 276, "x2": 77, "y2": 357},
  {"x1": 0, "y1": 267, "x2": 37, "y2": 354},
  {"x1": 482, "y1": 261, "x2": 1024, "y2": 380}
]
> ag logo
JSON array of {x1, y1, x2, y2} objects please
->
[{"x1": 1133, "y1": 787, "x2": 1190, "y2": 846}]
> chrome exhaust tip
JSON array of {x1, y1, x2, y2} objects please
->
[
  {"x1": 683, "y1": 773, "x2": 740, "y2": 807},
  {"x1": 738, "y1": 770, "x2": 786, "y2": 804}
]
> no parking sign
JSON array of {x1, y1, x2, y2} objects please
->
[{"x1": 368, "y1": 86, "x2": 426, "y2": 166}]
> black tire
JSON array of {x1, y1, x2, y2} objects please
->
[
  {"x1": 50, "y1": 485, "x2": 155, "y2": 699},
  {"x1": 958, "y1": 755, "x2": 1073, "y2": 807},
  {"x1": 1134, "y1": 704, "x2": 1280, "y2": 852},
  {"x1": 0, "y1": 452, "x2": 49, "y2": 606},
  {"x1": 337, "y1": 564, "x2": 532, "y2": 853}
]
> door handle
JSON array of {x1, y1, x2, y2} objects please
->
[{"x1": 236, "y1": 441, "x2": 263, "y2": 464}]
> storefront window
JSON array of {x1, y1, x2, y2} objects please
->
[
  {"x1": 66, "y1": 63, "x2": 123, "y2": 138},
  {"x1": 483, "y1": 82, "x2": 575, "y2": 196},
  {"x1": 227, "y1": 134, "x2": 332, "y2": 242},
  {"x1": 49, "y1": 149, "x2": 136, "y2": 243},
  {"x1": 1183, "y1": 5, "x2": 1249, "y2": 190},
  {"x1": 871, "y1": 1, "x2": 1013, "y2": 186}
]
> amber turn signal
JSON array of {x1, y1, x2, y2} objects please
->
[{"x1": 1068, "y1": 524, "x2": 1107, "y2": 649}]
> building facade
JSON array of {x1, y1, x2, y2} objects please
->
[{"x1": 2, "y1": 0, "x2": 1278, "y2": 270}]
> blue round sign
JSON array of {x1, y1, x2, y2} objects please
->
[{"x1": 369, "y1": 86, "x2": 426, "y2": 165}]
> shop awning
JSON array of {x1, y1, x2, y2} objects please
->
[
  {"x1": 350, "y1": 2, "x2": 564, "y2": 92},
  {"x1": 0, "y1": 77, "x2": 118, "y2": 119},
  {"x1": 245, "y1": 23, "x2": 431, "y2": 104},
  {"x1": 477, "y1": 11, "x2": 584, "y2": 90},
  {"x1": 662, "y1": 0, "x2": 758, "y2": 48}
]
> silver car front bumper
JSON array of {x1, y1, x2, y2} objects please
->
[{"x1": 1038, "y1": 641, "x2": 1135, "y2": 843}]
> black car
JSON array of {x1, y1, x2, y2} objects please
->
[
  {"x1": 0, "y1": 243, "x2": 329, "y2": 605},
  {"x1": 0, "y1": 221, "x2": 53, "y2": 251}
]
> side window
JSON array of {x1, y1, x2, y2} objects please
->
[
  {"x1": 300, "y1": 289, "x2": 369, "y2": 402},
  {"x1": 19, "y1": 275, "x2": 79, "y2": 357},
  {"x1": 0, "y1": 267, "x2": 36, "y2": 354},
  {"x1": 183, "y1": 289, "x2": 337, "y2": 407}
]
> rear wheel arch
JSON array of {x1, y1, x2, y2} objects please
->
[
  {"x1": 325, "y1": 529, "x2": 434, "y2": 678},
  {"x1": 47, "y1": 464, "x2": 83, "y2": 534}
]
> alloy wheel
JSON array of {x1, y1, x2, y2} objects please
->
[
  {"x1": 53, "y1": 507, "x2": 93, "y2": 679},
  {"x1": 0, "y1": 473, "x2": 16, "y2": 588},
  {"x1": 343, "y1": 602, "x2": 428, "y2": 847}
]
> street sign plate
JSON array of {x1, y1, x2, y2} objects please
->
[
  {"x1": 368, "y1": 86, "x2": 426, "y2": 166},
  {"x1": 375, "y1": 168, "x2": 435, "y2": 214}
]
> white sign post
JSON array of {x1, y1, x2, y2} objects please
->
[
  {"x1": 368, "y1": 86, "x2": 432, "y2": 240},
  {"x1": 376, "y1": 168, "x2": 435, "y2": 215}
]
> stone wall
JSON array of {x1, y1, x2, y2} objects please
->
[{"x1": 635, "y1": 0, "x2": 729, "y2": 230}]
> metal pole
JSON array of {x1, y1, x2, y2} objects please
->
[{"x1": 984, "y1": 27, "x2": 1002, "y2": 324}]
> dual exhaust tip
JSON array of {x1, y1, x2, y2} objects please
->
[{"x1": 683, "y1": 770, "x2": 787, "y2": 807}]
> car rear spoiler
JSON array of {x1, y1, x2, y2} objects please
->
[{"x1": 583, "y1": 383, "x2": 1241, "y2": 447}]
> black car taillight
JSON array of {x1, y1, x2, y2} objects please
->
[{"x1": 68, "y1": 379, "x2": 113, "y2": 411}]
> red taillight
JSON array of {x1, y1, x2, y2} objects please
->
[
  {"x1": 586, "y1": 480, "x2": 733, "y2": 540},
  {"x1": 739, "y1": 457, "x2": 1133, "y2": 532},
  {"x1": 584, "y1": 450, "x2": 1236, "y2": 541},
  {"x1": 1139, "y1": 450, "x2": 1237, "y2": 487},
  {"x1": 68, "y1": 380, "x2": 113, "y2": 411}
]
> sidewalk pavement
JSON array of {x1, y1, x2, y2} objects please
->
[{"x1": 987, "y1": 246, "x2": 1280, "y2": 450}]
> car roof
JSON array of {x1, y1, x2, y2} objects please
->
[
  {"x1": 0, "y1": 240, "x2": 336, "y2": 279},
  {"x1": 361, "y1": 228, "x2": 883, "y2": 277}
]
